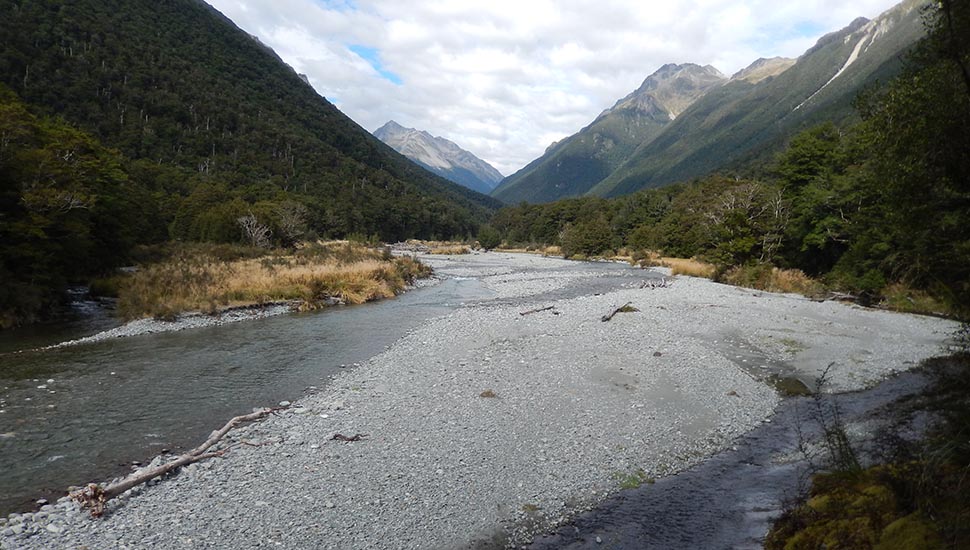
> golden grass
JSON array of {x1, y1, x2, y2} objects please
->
[
  {"x1": 117, "y1": 242, "x2": 430, "y2": 320},
  {"x1": 659, "y1": 257, "x2": 716, "y2": 278},
  {"x1": 721, "y1": 264, "x2": 824, "y2": 296},
  {"x1": 429, "y1": 245, "x2": 471, "y2": 255},
  {"x1": 493, "y1": 245, "x2": 563, "y2": 257}
]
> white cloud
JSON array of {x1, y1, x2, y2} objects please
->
[{"x1": 207, "y1": 0, "x2": 903, "y2": 176}]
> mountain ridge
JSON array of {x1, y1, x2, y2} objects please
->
[
  {"x1": 491, "y1": 0, "x2": 926, "y2": 203},
  {"x1": 591, "y1": 0, "x2": 926, "y2": 197},
  {"x1": 491, "y1": 63, "x2": 726, "y2": 204},
  {"x1": 374, "y1": 121, "x2": 503, "y2": 195}
]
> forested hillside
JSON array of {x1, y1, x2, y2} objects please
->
[
  {"x1": 492, "y1": 0, "x2": 970, "y2": 317},
  {"x1": 0, "y1": 0, "x2": 500, "y2": 325}
]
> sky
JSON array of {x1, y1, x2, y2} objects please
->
[{"x1": 208, "y1": 0, "x2": 903, "y2": 176}]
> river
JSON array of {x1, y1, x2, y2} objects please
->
[
  {"x1": 0, "y1": 253, "x2": 954, "y2": 549},
  {"x1": 0, "y1": 276, "x2": 494, "y2": 514},
  {"x1": 0, "y1": 255, "x2": 642, "y2": 517}
]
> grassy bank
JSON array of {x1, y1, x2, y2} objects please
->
[
  {"x1": 98, "y1": 242, "x2": 431, "y2": 321},
  {"x1": 765, "y1": 352, "x2": 970, "y2": 550}
]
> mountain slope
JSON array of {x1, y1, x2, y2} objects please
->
[
  {"x1": 591, "y1": 0, "x2": 926, "y2": 197},
  {"x1": 0, "y1": 0, "x2": 500, "y2": 241},
  {"x1": 374, "y1": 121, "x2": 503, "y2": 195},
  {"x1": 491, "y1": 63, "x2": 726, "y2": 204}
]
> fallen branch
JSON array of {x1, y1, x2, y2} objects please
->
[
  {"x1": 601, "y1": 302, "x2": 637, "y2": 322},
  {"x1": 520, "y1": 306, "x2": 555, "y2": 316},
  {"x1": 639, "y1": 277, "x2": 669, "y2": 289},
  {"x1": 331, "y1": 433, "x2": 368, "y2": 442},
  {"x1": 72, "y1": 407, "x2": 277, "y2": 517}
]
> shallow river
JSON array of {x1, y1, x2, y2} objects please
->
[
  {"x1": 0, "y1": 258, "x2": 642, "y2": 516},
  {"x1": 0, "y1": 277, "x2": 496, "y2": 514}
]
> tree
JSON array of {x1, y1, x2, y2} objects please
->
[
  {"x1": 237, "y1": 212, "x2": 272, "y2": 248},
  {"x1": 477, "y1": 224, "x2": 501, "y2": 250}
]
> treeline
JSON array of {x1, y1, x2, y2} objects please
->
[
  {"x1": 0, "y1": 0, "x2": 499, "y2": 326},
  {"x1": 491, "y1": 1, "x2": 970, "y2": 316}
]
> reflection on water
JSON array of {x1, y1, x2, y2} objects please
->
[{"x1": 0, "y1": 278, "x2": 492, "y2": 514}]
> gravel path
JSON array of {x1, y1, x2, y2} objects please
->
[{"x1": 1, "y1": 253, "x2": 956, "y2": 549}]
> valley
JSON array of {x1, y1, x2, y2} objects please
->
[{"x1": 0, "y1": 253, "x2": 955, "y2": 548}]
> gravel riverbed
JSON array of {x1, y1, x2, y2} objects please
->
[{"x1": 1, "y1": 253, "x2": 957, "y2": 549}]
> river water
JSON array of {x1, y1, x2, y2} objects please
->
[
  {"x1": 0, "y1": 257, "x2": 647, "y2": 517},
  {"x1": 0, "y1": 277, "x2": 493, "y2": 514}
]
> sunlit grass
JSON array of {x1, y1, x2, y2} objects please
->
[
  {"x1": 115, "y1": 241, "x2": 430, "y2": 320},
  {"x1": 722, "y1": 264, "x2": 824, "y2": 296}
]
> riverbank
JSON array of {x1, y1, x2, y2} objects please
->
[
  {"x1": 1, "y1": 253, "x2": 957, "y2": 548},
  {"x1": 103, "y1": 241, "x2": 430, "y2": 322}
]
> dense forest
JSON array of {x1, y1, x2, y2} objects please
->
[
  {"x1": 0, "y1": 0, "x2": 500, "y2": 326},
  {"x1": 491, "y1": 0, "x2": 970, "y2": 317}
]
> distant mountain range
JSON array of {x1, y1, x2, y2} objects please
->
[
  {"x1": 374, "y1": 121, "x2": 504, "y2": 195},
  {"x1": 493, "y1": 0, "x2": 926, "y2": 203}
]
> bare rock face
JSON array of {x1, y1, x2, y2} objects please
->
[
  {"x1": 614, "y1": 63, "x2": 727, "y2": 119},
  {"x1": 374, "y1": 121, "x2": 503, "y2": 195},
  {"x1": 730, "y1": 57, "x2": 796, "y2": 84}
]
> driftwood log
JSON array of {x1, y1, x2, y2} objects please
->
[
  {"x1": 601, "y1": 302, "x2": 636, "y2": 322},
  {"x1": 71, "y1": 407, "x2": 277, "y2": 517},
  {"x1": 519, "y1": 306, "x2": 555, "y2": 316}
]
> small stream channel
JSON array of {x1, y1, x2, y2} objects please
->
[{"x1": 528, "y1": 369, "x2": 931, "y2": 549}]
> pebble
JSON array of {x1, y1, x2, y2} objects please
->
[{"x1": 5, "y1": 253, "x2": 954, "y2": 550}]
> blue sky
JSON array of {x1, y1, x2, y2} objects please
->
[
  {"x1": 348, "y1": 45, "x2": 402, "y2": 85},
  {"x1": 209, "y1": 0, "x2": 904, "y2": 175}
]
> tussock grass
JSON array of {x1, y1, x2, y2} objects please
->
[
  {"x1": 632, "y1": 251, "x2": 716, "y2": 277},
  {"x1": 722, "y1": 264, "x2": 824, "y2": 296},
  {"x1": 880, "y1": 283, "x2": 951, "y2": 316},
  {"x1": 429, "y1": 245, "x2": 471, "y2": 255},
  {"x1": 116, "y1": 242, "x2": 430, "y2": 320},
  {"x1": 494, "y1": 245, "x2": 563, "y2": 257}
]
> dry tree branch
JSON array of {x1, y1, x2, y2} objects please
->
[{"x1": 72, "y1": 407, "x2": 278, "y2": 517}]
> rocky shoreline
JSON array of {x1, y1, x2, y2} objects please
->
[
  {"x1": 32, "y1": 276, "x2": 443, "y2": 352},
  {"x1": 1, "y1": 253, "x2": 956, "y2": 549}
]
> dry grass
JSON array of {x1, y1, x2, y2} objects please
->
[
  {"x1": 631, "y1": 251, "x2": 715, "y2": 278},
  {"x1": 117, "y1": 242, "x2": 430, "y2": 320},
  {"x1": 661, "y1": 257, "x2": 716, "y2": 278},
  {"x1": 429, "y1": 245, "x2": 471, "y2": 255},
  {"x1": 880, "y1": 283, "x2": 951, "y2": 316},
  {"x1": 721, "y1": 264, "x2": 824, "y2": 296},
  {"x1": 494, "y1": 245, "x2": 562, "y2": 257}
]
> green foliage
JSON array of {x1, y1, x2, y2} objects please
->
[
  {"x1": 487, "y1": 0, "x2": 970, "y2": 318},
  {"x1": 0, "y1": 0, "x2": 502, "y2": 325},
  {"x1": 0, "y1": 85, "x2": 162, "y2": 325},
  {"x1": 476, "y1": 224, "x2": 502, "y2": 250}
]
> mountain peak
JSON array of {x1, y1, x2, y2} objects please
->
[
  {"x1": 623, "y1": 62, "x2": 726, "y2": 118},
  {"x1": 730, "y1": 57, "x2": 796, "y2": 83},
  {"x1": 374, "y1": 122, "x2": 503, "y2": 194}
]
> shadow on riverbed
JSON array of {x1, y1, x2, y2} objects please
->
[{"x1": 527, "y1": 369, "x2": 932, "y2": 549}]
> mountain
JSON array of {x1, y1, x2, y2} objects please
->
[
  {"x1": 591, "y1": 0, "x2": 927, "y2": 197},
  {"x1": 492, "y1": 63, "x2": 726, "y2": 203},
  {"x1": 374, "y1": 121, "x2": 503, "y2": 195},
  {"x1": 0, "y1": 0, "x2": 500, "y2": 243},
  {"x1": 730, "y1": 57, "x2": 796, "y2": 83}
]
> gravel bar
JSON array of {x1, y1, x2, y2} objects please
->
[{"x1": 2, "y1": 253, "x2": 957, "y2": 549}]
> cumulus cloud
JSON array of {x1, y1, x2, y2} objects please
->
[{"x1": 208, "y1": 0, "x2": 902, "y2": 175}]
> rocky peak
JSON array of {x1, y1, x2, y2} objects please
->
[
  {"x1": 608, "y1": 63, "x2": 727, "y2": 119},
  {"x1": 374, "y1": 121, "x2": 503, "y2": 194},
  {"x1": 730, "y1": 57, "x2": 796, "y2": 83}
]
